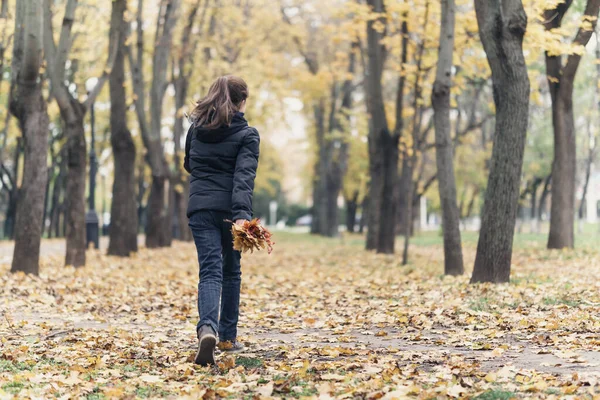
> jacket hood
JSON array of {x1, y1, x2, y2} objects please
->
[{"x1": 193, "y1": 112, "x2": 249, "y2": 143}]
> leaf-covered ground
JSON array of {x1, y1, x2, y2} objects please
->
[{"x1": 2, "y1": 233, "x2": 600, "y2": 399}]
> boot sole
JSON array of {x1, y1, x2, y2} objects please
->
[{"x1": 194, "y1": 334, "x2": 217, "y2": 366}]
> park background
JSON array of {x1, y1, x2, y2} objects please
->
[{"x1": 3, "y1": 0, "x2": 600, "y2": 399}]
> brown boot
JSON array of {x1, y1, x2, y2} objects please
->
[
  {"x1": 218, "y1": 340, "x2": 245, "y2": 353},
  {"x1": 194, "y1": 325, "x2": 217, "y2": 366}
]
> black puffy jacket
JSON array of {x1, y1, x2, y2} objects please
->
[{"x1": 184, "y1": 112, "x2": 260, "y2": 221}]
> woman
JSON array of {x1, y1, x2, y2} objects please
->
[{"x1": 184, "y1": 75, "x2": 260, "y2": 366}]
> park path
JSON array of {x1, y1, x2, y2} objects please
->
[{"x1": 0, "y1": 236, "x2": 144, "y2": 264}]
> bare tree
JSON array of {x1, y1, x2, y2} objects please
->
[
  {"x1": 43, "y1": 0, "x2": 119, "y2": 267},
  {"x1": 127, "y1": 0, "x2": 181, "y2": 248},
  {"x1": 9, "y1": 0, "x2": 49, "y2": 274},
  {"x1": 470, "y1": 0, "x2": 530, "y2": 283},
  {"x1": 108, "y1": 0, "x2": 138, "y2": 256},
  {"x1": 544, "y1": 0, "x2": 600, "y2": 249},
  {"x1": 431, "y1": 0, "x2": 464, "y2": 276}
]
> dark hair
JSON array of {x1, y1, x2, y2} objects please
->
[{"x1": 190, "y1": 75, "x2": 249, "y2": 129}]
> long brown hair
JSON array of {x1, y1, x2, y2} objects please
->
[{"x1": 190, "y1": 75, "x2": 249, "y2": 129}]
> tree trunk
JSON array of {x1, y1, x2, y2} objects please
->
[
  {"x1": 137, "y1": 163, "x2": 147, "y2": 232},
  {"x1": 9, "y1": 0, "x2": 49, "y2": 275},
  {"x1": 172, "y1": 77, "x2": 191, "y2": 242},
  {"x1": 470, "y1": 0, "x2": 530, "y2": 284},
  {"x1": 365, "y1": 0, "x2": 399, "y2": 254},
  {"x1": 346, "y1": 191, "x2": 359, "y2": 233},
  {"x1": 4, "y1": 188, "x2": 16, "y2": 239},
  {"x1": 49, "y1": 156, "x2": 66, "y2": 238},
  {"x1": 539, "y1": 175, "x2": 551, "y2": 221},
  {"x1": 311, "y1": 100, "x2": 327, "y2": 235},
  {"x1": 108, "y1": 0, "x2": 138, "y2": 257},
  {"x1": 64, "y1": 117, "x2": 87, "y2": 267},
  {"x1": 43, "y1": 0, "x2": 118, "y2": 266},
  {"x1": 359, "y1": 195, "x2": 368, "y2": 234},
  {"x1": 431, "y1": 0, "x2": 463, "y2": 276},
  {"x1": 544, "y1": 0, "x2": 600, "y2": 249},
  {"x1": 146, "y1": 175, "x2": 171, "y2": 248}
]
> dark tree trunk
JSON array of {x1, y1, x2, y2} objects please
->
[
  {"x1": 127, "y1": 0, "x2": 180, "y2": 249},
  {"x1": 365, "y1": 0, "x2": 400, "y2": 254},
  {"x1": 470, "y1": 0, "x2": 530, "y2": 284},
  {"x1": 136, "y1": 163, "x2": 147, "y2": 232},
  {"x1": 401, "y1": 153, "x2": 414, "y2": 265},
  {"x1": 108, "y1": 0, "x2": 138, "y2": 257},
  {"x1": 10, "y1": 0, "x2": 49, "y2": 275},
  {"x1": 539, "y1": 175, "x2": 551, "y2": 221},
  {"x1": 311, "y1": 100, "x2": 326, "y2": 235},
  {"x1": 346, "y1": 191, "x2": 359, "y2": 233},
  {"x1": 4, "y1": 189, "x2": 16, "y2": 239},
  {"x1": 172, "y1": 76, "x2": 191, "y2": 242},
  {"x1": 530, "y1": 179, "x2": 539, "y2": 220},
  {"x1": 396, "y1": 157, "x2": 410, "y2": 235},
  {"x1": 49, "y1": 156, "x2": 66, "y2": 238},
  {"x1": 64, "y1": 117, "x2": 87, "y2": 267},
  {"x1": 43, "y1": 0, "x2": 118, "y2": 266},
  {"x1": 359, "y1": 195, "x2": 368, "y2": 234},
  {"x1": 431, "y1": 0, "x2": 463, "y2": 276},
  {"x1": 544, "y1": 0, "x2": 600, "y2": 249},
  {"x1": 146, "y1": 175, "x2": 171, "y2": 248}
]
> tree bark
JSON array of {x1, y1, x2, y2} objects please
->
[
  {"x1": 539, "y1": 174, "x2": 551, "y2": 221},
  {"x1": 128, "y1": 0, "x2": 181, "y2": 248},
  {"x1": 64, "y1": 118, "x2": 87, "y2": 266},
  {"x1": 544, "y1": 0, "x2": 600, "y2": 249},
  {"x1": 49, "y1": 155, "x2": 66, "y2": 238},
  {"x1": 108, "y1": 0, "x2": 138, "y2": 257},
  {"x1": 9, "y1": 0, "x2": 49, "y2": 275},
  {"x1": 470, "y1": 0, "x2": 530, "y2": 284},
  {"x1": 43, "y1": 0, "x2": 119, "y2": 266},
  {"x1": 431, "y1": 0, "x2": 463, "y2": 276},
  {"x1": 345, "y1": 190, "x2": 359, "y2": 233},
  {"x1": 365, "y1": 0, "x2": 401, "y2": 253}
]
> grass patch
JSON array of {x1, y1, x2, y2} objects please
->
[
  {"x1": 1, "y1": 381, "x2": 25, "y2": 395},
  {"x1": 473, "y1": 389, "x2": 517, "y2": 400},
  {"x1": 545, "y1": 388, "x2": 561, "y2": 395},
  {"x1": 0, "y1": 359, "x2": 31, "y2": 372},
  {"x1": 468, "y1": 297, "x2": 492, "y2": 312},
  {"x1": 542, "y1": 297, "x2": 580, "y2": 307},
  {"x1": 135, "y1": 385, "x2": 172, "y2": 398},
  {"x1": 236, "y1": 357, "x2": 263, "y2": 368}
]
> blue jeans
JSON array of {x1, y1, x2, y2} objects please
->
[{"x1": 189, "y1": 210, "x2": 242, "y2": 342}]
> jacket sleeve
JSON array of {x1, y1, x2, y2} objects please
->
[
  {"x1": 183, "y1": 126, "x2": 193, "y2": 174},
  {"x1": 231, "y1": 128, "x2": 260, "y2": 221}
]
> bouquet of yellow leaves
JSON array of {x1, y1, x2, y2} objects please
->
[{"x1": 231, "y1": 218, "x2": 275, "y2": 254}]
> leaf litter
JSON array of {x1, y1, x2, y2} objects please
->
[{"x1": 1, "y1": 234, "x2": 600, "y2": 398}]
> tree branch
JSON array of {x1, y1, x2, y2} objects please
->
[
  {"x1": 83, "y1": 17, "x2": 121, "y2": 109},
  {"x1": 562, "y1": 0, "x2": 600, "y2": 83}
]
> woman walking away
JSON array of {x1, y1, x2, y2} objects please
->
[{"x1": 184, "y1": 75, "x2": 260, "y2": 366}]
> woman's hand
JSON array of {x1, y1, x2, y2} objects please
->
[{"x1": 235, "y1": 219, "x2": 247, "y2": 226}]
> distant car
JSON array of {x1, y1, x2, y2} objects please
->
[{"x1": 296, "y1": 214, "x2": 312, "y2": 227}]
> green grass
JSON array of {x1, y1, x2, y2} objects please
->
[
  {"x1": 542, "y1": 296, "x2": 580, "y2": 307},
  {"x1": 135, "y1": 385, "x2": 172, "y2": 398},
  {"x1": 1, "y1": 381, "x2": 25, "y2": 395},
  {"x1": 276, "y1": 224, "x2": 600, "y2": 252},
  {"x1": 473, "y1": 389, "x2": 517, "y2": 400},
  {"x1": 468, "y1": 297, "x2": 492, "y2": 312},
  {"x1": 0, "y1": 360, "x2": 31, "y2": 372},
  {"x1": 235, "y1": 356, "x2": 263, "y2": 368}
]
